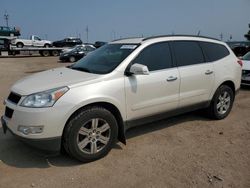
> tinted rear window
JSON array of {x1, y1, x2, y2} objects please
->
[
  {"x1": 200, "y1": 42, "x2": 230, "y2": 62},
  {"x1": 172, "y1": 41, "x2": 205, "y2": 67}
]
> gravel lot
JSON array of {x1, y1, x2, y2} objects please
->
[{"x1": 0, "y1": 56, "x2": 249, "y2": 188}]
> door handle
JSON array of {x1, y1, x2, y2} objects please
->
[
  {"x1": 167, "y1": 76, "x2": 177, "y2": 82},
  {"x1": 205, "y1": 70, "x2": 213, "y2": 75}
]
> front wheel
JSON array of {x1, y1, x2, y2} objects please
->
[
  {"x1": 69, "y1": 56, "x2": 76, "y2": 62},
  {"x1": 207, "y1": 85, "x2": 234, "y2": 120},
  {"x1": 63, "y1": 107, "x2": 118, "y2": 162}
]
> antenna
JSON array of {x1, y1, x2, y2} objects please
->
[{"x1": 4, "y1": 10, "x2": 9, "y2": 27}]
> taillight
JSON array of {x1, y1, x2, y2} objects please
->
[{"x1": 237, "y1": 60, "x2": 243, "y2": 67}]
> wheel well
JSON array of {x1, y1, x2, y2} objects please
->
[
  {"x1": 220, "y1": 81, "x2": 235, "y2": 95},
  {"x1": 63, "y1": 102, "x2": 126, "y2": 145},
  {"x1": 16, "y1": 42, "x2": 23, "y2": 46}
]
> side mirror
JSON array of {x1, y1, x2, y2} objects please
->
[{"x1": 129, "y1": 63, "x2": 149, "y2": 75}]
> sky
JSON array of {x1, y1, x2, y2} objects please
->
[{"x1": 1, "y1": 0, "x2": 250, "y2": 43}]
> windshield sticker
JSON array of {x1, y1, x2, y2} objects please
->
[{"x1": 120, "y1": 45, "x2": 137, "y2": 49}]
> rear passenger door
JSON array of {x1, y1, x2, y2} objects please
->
[
  {"x1": 171, "y1": 41, "x2": 215, "y2": 107},
  {"x1": 125, "y1": 42, "x2": 180, "y2": 120}
]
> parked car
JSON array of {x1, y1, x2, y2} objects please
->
[
  {"x1": 53, "y1": 37, "x2": 82, "y2": 47},
  {"x1": 11, "y1": 35, "x2": 52, "y2": 48},
  {"x1": 59, "y1": 44, "x2": 96, "y2": 62},
  {"x1": 241, "y1": 52, "x2": 250, "y2": 86},
  {"x1": 0, "y1": 26, "x2": 20, "y2": 37},
  {"x1": 1, "y1": 35, "x2": 242, "y2": 162},
  {"x1": 94, "y1": 41, "x2": 107, "y2": 48}
]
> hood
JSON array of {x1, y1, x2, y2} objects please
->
[
  {"x1": 243, "y1": 60, "x2": 250, "y2": 70},
  {"x1": 11, "y1": 67, "x2": 101, "y2": 95}
]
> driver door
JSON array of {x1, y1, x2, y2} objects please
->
[{"x1": 125, "y1": 42, "x2": 180, "y2": 121}]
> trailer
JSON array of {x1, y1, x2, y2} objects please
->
[
  {"x1": 0, "y1": 36, "x2": 63, "y2": 57},
  {"x1": 8, "y1": 46, "x2": 63, "y2": 56}
]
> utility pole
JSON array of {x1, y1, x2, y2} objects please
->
[
  {"x1": 229, "y1": 34, "x2": 232, "y2": 41},
  {"x1": 86, "y1": 26, "x2": 89, "y2": 43},
  {"x1": 4, "y1": 11, "x2": 9, "y2": 27},
  {"x1": 220, "y1": 33, "x2": 223, "y2": 41}
]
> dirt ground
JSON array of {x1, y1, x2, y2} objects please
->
[{"x1": 0, "y1": 56, "x2": 249, "y2": 188}]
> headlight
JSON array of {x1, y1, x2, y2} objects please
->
[{"x1": 21, "y1": 87, "x2": 69, "y2": 108}]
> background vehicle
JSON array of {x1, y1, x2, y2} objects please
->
[
  {"x1": 241, "y1": 52, "x2": 250, "y2": 85},
  {"x1": 53, "y1": 37, "x2": 82, "y2": 47},
  {"x1": 227, "y1": 41, "x2": 250, "y2": 57},
  {"x1": 0, "y1": 26, "x2": 20, "y2": 37},
  {"x1": 11, "y1": 35, "x2": 52, "y2": 48},
  {"x1": 1, "y1": 35, "x2": 242, "y2": 162},
  {"x1": 0, "y1": 38, "x2": 9, "y2": 50},
  {"x1": 59, "y1": 44, "x2": 95, "y2": 62},
  {"x1": 94, "y1": 41, "x2": 107, "y2": 48}
]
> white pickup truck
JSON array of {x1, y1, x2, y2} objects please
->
[{"x1": 11, "y1": 35, "x2": 52, "y2": 48}]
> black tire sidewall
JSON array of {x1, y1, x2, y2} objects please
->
[
  {"x1": 65, "y1": 107, "x2": 118, "y2": 162},
  {"x1": 212, "y1": 85, "x2": 234, "y2": 119}
]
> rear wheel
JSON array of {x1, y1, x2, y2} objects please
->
[
  {"x1": 16, "y1": 42, "x2": 24, "y2": 48},
  {"x1": 44, "y1": 44, "x2": 50, "y2": 48},
  {"x1": 207, "y1": 85, "x2": 234, "y2": 120},
  {"x1": 41, "y1": 50, "x2": 50, "y2": 57},
  {"x1": 63, "y1": 107, "x2": 118, "y2": 162},
  {"x1": 51, "y1": 50, "x2": 59, "y2": 56}
]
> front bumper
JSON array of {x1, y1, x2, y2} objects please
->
[
  {"x1": 241, "y1": 77, "x2": 250, "y2": 86},
  {"x1": 1, "y1": 116, "x2": 61, "y2": 152},
  {"x1": 241, "y1": 70, "x2": 250, "y2": 86},
  {"x1": 59, "y1": 55, "x2": 69, "y2": 61}
]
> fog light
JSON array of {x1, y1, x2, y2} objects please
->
[{"x1": 18, "y1": 126, "x2": 44, "y2": 135}]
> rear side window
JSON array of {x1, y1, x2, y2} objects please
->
[
  {"x1": 133, "y1": 42, "x2": 172, "y2": 71},
  {"x1": 172, "y1": 41, "x2": 205, "y2": 67},
  {"x1": 200, "y1": 42, "x2": 230, "y2": 62}
]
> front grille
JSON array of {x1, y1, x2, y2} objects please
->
[
  {"x1": 5, "y1": 107, "x2": 14, "y2": 119},
  {"x1": 7, "y1": 92, "x2": 21, "y2": 104}
]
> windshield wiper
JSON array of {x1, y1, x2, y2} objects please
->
[{"x1": 70, "y1": 66, "x2": 92, "y2": 73}]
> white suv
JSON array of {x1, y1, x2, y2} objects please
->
[{"x1": 1, "y1": 35, "x2": 242, "y2": 162}]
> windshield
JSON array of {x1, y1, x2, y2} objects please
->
[
  {"x1": 243, "y1": 52, "x2": 250, "y2": 61},
  {"x1": 70, "y1": 44, "x2": 138, "y2": 74}
]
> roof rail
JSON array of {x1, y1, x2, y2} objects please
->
[
  {"x1": 112, "y1": 36, "x2": 143, "y2": 42},
  {"x1": 142, "y1": 35, "x2": 221, "y2": 42}
]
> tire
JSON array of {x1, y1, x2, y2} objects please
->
[
  {"x1": 63, "y1": 106, "x2": 118, "y2": 162},
  {"x1": 41, "y1": 50, "x2": 50, "y2": 57},
  {"x1": 69, "y1": 56, "x2": 76, "y2": 62},
  {"x1": 51, "y1": 50, "x2": 59, "y2": 56},
  {"x1": 207, "y1": 85, "x2": 234, "y2": 120},
  {"x1": 44, "y1": 44, "x2": 50, "y2": 48},
  {"x1": 16, "y1": 42, "x2": 24, "y2": 48}
]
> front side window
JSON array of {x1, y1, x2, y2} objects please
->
[
  {"x1": 132, "y1": 42, "x2": 172, "y2": 71},
  {"x1": 200, "y1": 42, "x2": 230, "y2": 62},
  {"x1": 71, "y1": 44, "x2": 138, "y2": 74},
  {"x1": 34, "y1": 36, "x2": 41, "y2": 41},
  {"x1": 172, "y1": 41, "x2": 205, "y2": 67}
]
